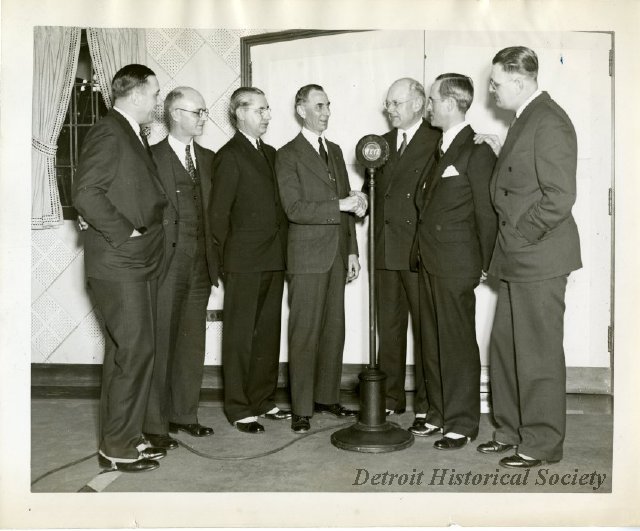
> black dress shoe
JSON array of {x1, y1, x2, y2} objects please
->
[
  {"x1": 407, "y1": 417, "x2": 441, "y2": 437},
  {"x1": 98, "y1": 454, "x2": 159, "y2": 473},
  {"x1": 499, "y1": 454, "x2": 560, "y2": 469},
  {"x1": 477, "y1": 440, "x2": 516, "y2": 454},
  {"x1": 291, "y1": 415, "x2": 310, "y2": 433},
  {"x1": 314, "y1": 403, "x2": 357, "y2": 417},
  {"x1": 234, "y1": 421, "x2": 265, "y2": 434},
  {"x1": 433, "y1": 435, "x2": 470, "y2": 450},
  {"x1": 261, "y1": 409, "x2": 292, "y2": 420},
  {"x1": 139, "y1": 446, "x2": 167, "y2": 460},
  {"x1": 385, "y1": 408, "x2": 406, "y2": 416},
  {"x1": 169, "y1": 422, "x2": 214, "y2": 437},
  {"x1": 143, "y1": 433, "x2": 179, "y2": 450}
]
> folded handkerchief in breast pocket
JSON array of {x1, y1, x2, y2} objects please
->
[{"x1": 442, "y1": 165, "x2": 459, "y2": 178}]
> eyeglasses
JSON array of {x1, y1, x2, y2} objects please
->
[
  {"x1": 489, "y1": 77, "x2": 519, "y2": 91},
  {"x1": 176, "y1": 108, "x2": 209, "y2": 119},
  {"x1": 244, "y1": 106, "x2": 271, "y2": 117},
  {"x1": 383, "y1": 98, "x2": 414, "y2": 111}
]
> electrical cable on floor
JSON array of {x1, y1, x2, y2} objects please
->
[{"x1": 30, "y1": 420, "x2": 355, "y2": 489}]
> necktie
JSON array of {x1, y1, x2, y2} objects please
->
[
  {"x1": 185, "y1": 144, "x2": 197, "y2": 182},
  {"x1": 318, "y1": 137, "x2": 329, "y2": 165},
  {"x1": 256, "y1": 139, "x2": 269, "y2": 162},
  {"x1": 140, "y1": 126, "x2": 153, "y2": 159},
  {"x1": 398, "y1": 132, "x2": 407, "y2": 157},
  {"x1": 435, "y1": 137, "x2": 444, "y2": 162}
]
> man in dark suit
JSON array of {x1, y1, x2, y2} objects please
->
[
  {"x1": 476, "y1": 47, "x2": 581, "y2": 468},
  {"x1": 412, "y1": 73, "x2": 497, "y2": 450},
  {"x1": 74, "y1": 64, "x2": 168, "y2": 473},
  {"x1": 363, "y1": 77, "x2": 440, "y2": 419},
  {"x1": 276, "y1": 84, "x2": 367, "y2": 433},
  {"x1": 142, "y1": 87, "x2": 218, "y2": 449},
  {"x1": 210, "y1": 87, "x2": 290, "y2": 434}
]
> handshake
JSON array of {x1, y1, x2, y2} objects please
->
[{"x1": 339, "y1": 190, "x2": 368, "y2": 218}]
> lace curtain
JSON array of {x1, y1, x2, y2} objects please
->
[
  {"x1": 87, "y1": 28, "x2": 146, "y2": 109},
  {"x1": 31, "y1": 26, "x2": 81, "y2": 229}
]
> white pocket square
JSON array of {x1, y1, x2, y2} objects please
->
[{"x1": 442, "y1": 165, "x2": 459, "y2": 178}]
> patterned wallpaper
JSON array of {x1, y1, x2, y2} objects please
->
[{"x1": 31, "y1": 28, "x2": 267, "y2": 365}]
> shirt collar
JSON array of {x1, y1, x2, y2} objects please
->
[
  {"x1": 441, "y1": 120, "x2": 469, "y2": 153},
  {"x1": 515, "y1": 89, "x2": 543, "y2": 118},
  {"x1": 397, "y1": 119, "x2": 422, "y2": 147},
  {"x1": 301, "y1": 127, "x2": 327, "y2": 153},
  {"x1": 113, "y1": 106, "x2": 144, "y2": 144},
  {"x1": 239, "y1": 129, "x2": 260, "y2": 149},
  {"x1": 167, "y1": 133, "x2": 196, "y2": 168}
]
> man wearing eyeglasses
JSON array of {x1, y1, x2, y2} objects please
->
[
  {"x1": 210, "y1": 87, "x2": 290, "y2": 434},
  {"x1": 276, "y1": 84, "x2": 367, "y2": 433},
  {"x1": 362, "y1": 78, "x2": 440, "y2": 422},
  {"x1": 476, "y1": 46, "x2": 581, "y2": 468},
  {"x1": 142, "y1": 87, "x2": 219, "y2": 450},
  {"x1": 411, "y1": 73, "x2": 497, "y2": 450}
]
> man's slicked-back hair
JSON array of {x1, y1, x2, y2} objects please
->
[
  {"x1": 492, "y1": 46, "x2": 539, "y2": 80},
  {"x1": 435, "y1": 73, "x2": 474, "y2": 113},
  {"x1": 403, "y1": 78, "x2": 426, "y2": 112},
  {"x1": 229, "y1": 86, "x2": 265, "y2": 125},
  {"x1": 163, "y1": 87, "x2": 186, "y2": 128},
  {"x1": 111, "y1": 64, "x2": 156, "y2": 100},
  {"x1": 295, "y1": 84, "x2": 325, "y2": 107}
]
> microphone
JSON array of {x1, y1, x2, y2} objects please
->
[{"x1": 355, "y1": 135, "x2": 390, "y2": 169}]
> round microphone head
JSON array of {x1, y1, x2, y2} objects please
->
[{"x1": 355, "y1": 135, "x2": 390, "y2": 169}]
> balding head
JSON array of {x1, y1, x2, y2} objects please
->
[{"x1": 164, "y1": 87, "x2": 208, "y2": 141}]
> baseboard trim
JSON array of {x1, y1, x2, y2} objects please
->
[{"x1": 31, "y1": 363, "x2": 611, "y2": 395}]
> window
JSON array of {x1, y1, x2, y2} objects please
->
[{"x1": 55, "y1": 29, "x2": 108, "y2": 219}]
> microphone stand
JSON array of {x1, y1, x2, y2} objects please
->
[{"x1": 331, "y1": 161, "x2": 414, "y2": 453}]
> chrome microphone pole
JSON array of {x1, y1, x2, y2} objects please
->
[{"x1": 331, "y1": 135, "x2": 414, "y2": 453}]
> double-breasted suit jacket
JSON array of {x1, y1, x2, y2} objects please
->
[
  {"x1": 211, "y1": 131, "x2": 288, "y2": 423},
  {"x1": 276, "y1": 132, "x2": 358, "y2": 416},
  {"x1": 487, "y1": 91, "x2": 581, "y2": 462},
  {"x1": 413, "y1": 124, "x2": 497, "y2": 437},
  {"x1": 143, "y1": 137, "x2": 218, "y2": 434},
  {"x1": 74, "y1": 109, "x2": 167, "y2": 460},
  {"x1": 362, "y1": 119, "x2": 440, "y2": 413}
]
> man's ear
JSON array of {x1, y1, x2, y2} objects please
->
[{"x1": 295, "y1": 104, "x2": 305, "y2": 120}]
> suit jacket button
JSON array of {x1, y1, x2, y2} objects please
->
[
  {"x1": 508, "y1": 166, "x2": 512, "y2": 172},
  {"x1": 406, "y1": 193, "x2": 411, "y2": 198},
  {"x1": 172, "y1": 242, "x2": 176, "y2": 247},
  {"x1": 174, "y1": 220, "x2": 178, "y2": 224},
  {"x1": 501, "y1": 221, "x2": 506, "y2": 226},
  {"x1": 504, "y1": 190, "x2": 508, "y2": 196},
  {"x1": 385, "y1": 219, "x2": 390, "y2": 224},
  {"x1": 385, "y1": 194, "x2": 390, "y2": 198}
]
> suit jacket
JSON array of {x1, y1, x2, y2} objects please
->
[
  {"x1": 413, "y1": 125, "x2": 497, "y2": 278},
  {"x1": 151, "y1": 137, "x2": 220, "y2": 287},
  {"x1": 489, "y1": 92, "x2": 582, "y2": 281},
  {"x1": 74, "y1": 110, "x2": 167, "y2": 281},
  {"x1": 363, "y1": 120, "x2": 440, "y2": 270},
  {"x1": 276, "y1": 132, "x2": 358, "y2": 274},
  {"x1": 210, "y1": 131, "x2": 287, "y2": 273}
]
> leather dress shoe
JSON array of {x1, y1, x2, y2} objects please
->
[
  {"x1": 291, "y1": 415, "x2": 311, "y2": 433},
  {"x1": 477, "y1": 440, "x2": 516, "y2": 454},
  {"x1": 261, "y1": 409, "x2": 292, "y2": 420},
  {"x1": 139, "y1": 446, "x2": 167, "y2": 460},
  {"x1": 499, "y1": 454, "x2": 560, "y2": 469},
  {"x1": 169, "y1": 422, "x2": 214, "y2": 437},
  {"x1": 98, "y1": 454, "x2": 159, "y2": 473},
  {"x1": 433, "y1": 435, "x2": 471, "y2": 450},
  {"x1": 234, "y1": 421, "x2": 265, "y2": 434},
  {"x1": 408, "y1": 417, "x2": 441, "y2": 437},
  {"x1": 385, "y1": 408, "x2": 406, "y2": 416},
  {"x1": 143, "y1": 433, "x2": 178, "y2": 450},
  {"x1": 314, "y1": 403, "x2": 357, "y2": 417}
]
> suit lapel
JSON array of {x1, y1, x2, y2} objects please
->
[
  {"x1": 494, "y1": 92, "x2": 547, "y2": 175},
  {"x1": 295, "y1": 133, "x2": 336, "y2": 189},
  {"x1": 111, "y1": 110, "x2": 158, "y2": 177},
  {"x1": 194, "y1": 142, "x2": 212, "y2": 206}
]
